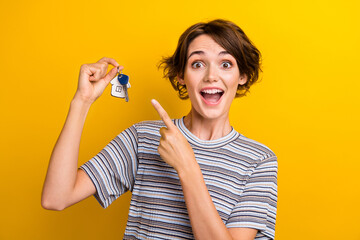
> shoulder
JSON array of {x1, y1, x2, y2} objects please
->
[
  {"x1": 130, "y1": 119, "x2": 173, "y2": 138},
  {"x1": 133, "y1": 119, "x2": 166, "y2": 131},
  {"x1": 231, "y1": 133, "x2": 277, "y2": 165},
  {"x1": 119, "y1": 119, "x2": 179, "y2": 139}
]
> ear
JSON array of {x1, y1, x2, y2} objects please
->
[
  {"x1": 238, "y1": 74, "x2": 248, "y2": 85},
  {"x1": 177, "y1": 75, "x2": 185, "y2": 85}
]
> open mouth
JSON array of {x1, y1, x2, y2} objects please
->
[{"x1": 200, "y1": 88, "x2": 224, "y2": 105}]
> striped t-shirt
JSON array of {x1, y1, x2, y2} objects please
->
[{"x1": 80, "y1": 118, "x2": 278, "y2": 239}]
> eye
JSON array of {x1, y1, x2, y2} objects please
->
[
  {"x1": 221, "y1": 61, "x2": 232, "y2": 69},
  {"x1": 191, "y1": 61, "x2": 204, "y2": 69}
]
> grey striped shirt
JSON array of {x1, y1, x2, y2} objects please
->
[{"x1": 80, "y1": 118, "x2": 278, "y2": 239}]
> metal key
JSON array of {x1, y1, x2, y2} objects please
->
[{"x1": 118, "y1": 72, "x2": 129, "y2": 102}]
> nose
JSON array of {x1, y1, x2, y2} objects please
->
[{"x1": 205, "y1": 64, "x2": 218, "y2": 82}]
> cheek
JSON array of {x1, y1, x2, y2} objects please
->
[
  {"x1": 186, "y1": 84, "x2": 198, "y2": 99},
  {"x1": 183, "y1": 72, "x2": 199, "y2": 90},
  {"x1": 224, "y1": 76, "x2": 241, "y2": 98},
  {"x1": 224, "y1": 73, "x2": 240, "y2": 86}
]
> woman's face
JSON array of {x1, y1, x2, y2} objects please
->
[{"x1": 179, "y1": 34, "x2": 247, "y2": 121}]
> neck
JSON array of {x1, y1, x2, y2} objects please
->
[{"x1": 183, "y1": 109, "x2": 232, "y2": 141}]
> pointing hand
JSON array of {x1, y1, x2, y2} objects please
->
[{"x1": 151, "y1": 99, "x2": 196, "y2": 173}]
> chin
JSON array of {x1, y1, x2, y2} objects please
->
[{"x1": 194, "y1": 104, "x2": 229, "y2": 121}]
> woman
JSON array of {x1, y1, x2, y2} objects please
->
[{"x1": 42, "y1": 19, "x2": 278, "y2": 240}]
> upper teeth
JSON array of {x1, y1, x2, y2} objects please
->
[{"x1": 201, "y1": 89, "x2": 223, "y2": 94}]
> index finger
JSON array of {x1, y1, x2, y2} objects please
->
[
  {"x1": 97, "y1": 57, "x2": 120, "y2": 67},
  {"x1": 151, "y1": 99, "x2": 175, "y2": 129}
]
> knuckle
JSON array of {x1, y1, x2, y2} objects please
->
[
  {"x1": 163, "y1": 113, "x2": 170, "y2": 120},
  {"x1": 80, "y1": 64, "x2": 87, "y2": 71},
  {"x1": 100, "y1": 63, "x2": 108, "y2": 73},
  {"x1": 168, "y1": 135, "x2": 176, "y2": 142},
  {"x1": 80, "y1": 64, "x2": 91, "y2": 75},
  {"x1": 92, "y1": 67, "x2": 100, "y2": 74}
]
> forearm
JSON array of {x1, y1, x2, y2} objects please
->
[
  {"x1": 41, "y1": 95, "x2": 91, "y2": 209},
  {"x1": 178, "y1": 164, "x2": 233, "y2": 240}
]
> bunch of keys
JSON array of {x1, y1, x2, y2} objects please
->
[{"x1": 110, "y1": 67, "x2": 130, "y2": 102}]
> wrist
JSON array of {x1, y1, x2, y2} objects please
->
[
  {"x1": 72, "y1": 92, "x2": 94, "y2": 107},
  {"x1": 70, "y1": 93, "x2": 92, "y2": 114},
  {"x1": 177, "y1": 161, "x2": 201, "y2": 181}
]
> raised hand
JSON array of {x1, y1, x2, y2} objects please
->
[
  {"x1": 42, "y1": 58, "x2": 123, "y2": 210},
  {"x1": 75, "y1": 57, "x2": 123, "y2": 103},
  {"x1": 151, "y1": 99, "x2": 197, "y2": 174}
]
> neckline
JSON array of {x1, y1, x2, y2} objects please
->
[{"x1": 175, "y1": 117, "x2": 240, "y2": 149}]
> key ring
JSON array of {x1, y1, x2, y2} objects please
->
[{"x1": 117, "y1": 66, "x2": 123, "y2": 77}]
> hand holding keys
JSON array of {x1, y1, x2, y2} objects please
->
[{"x1": 110, "y1": 67, "x2": 130, "y2": 101}]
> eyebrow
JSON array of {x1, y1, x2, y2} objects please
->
[{"x1": 187, "y1": 50, "x2": 229, "y2": 60}]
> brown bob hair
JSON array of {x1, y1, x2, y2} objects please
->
[{"x1": 159, "y1": 19, "x2": 262, "y2": 99}]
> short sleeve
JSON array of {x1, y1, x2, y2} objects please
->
[
  {"x1": 79, "y1": 125, "x2": 138, "y2": 208},
  {"x1": 226, "y1": 155, "x2": 278, "y2": 239}
]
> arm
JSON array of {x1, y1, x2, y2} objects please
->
[
  {"x1": 179, "y1": 162, "x2": 258, "y2": 240},
  {"x1": 151, "y1": 100, "x2": 257, "y2": 240},
  {"x1": 41, "y1": 57, "x2": 121, "y2": 210}
]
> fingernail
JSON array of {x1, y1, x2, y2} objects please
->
[{"x1": 151, "y1": 99, "x2": 157, "y2": 105}]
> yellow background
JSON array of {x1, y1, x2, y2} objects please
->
[{"x1": 1, "y1": 0, "x2": 359, "y2": 239}]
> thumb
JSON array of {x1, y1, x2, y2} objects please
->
[
  {"x1": 104, "y1": 66, "x2": 123, "y2": 85},
  {"x1": 95, "y1": 66, "x2": 122, "y2": 90}
]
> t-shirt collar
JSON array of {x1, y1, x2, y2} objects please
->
[{"x1": 175, "y1": 117, "x2": 240, "y2": 149}]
